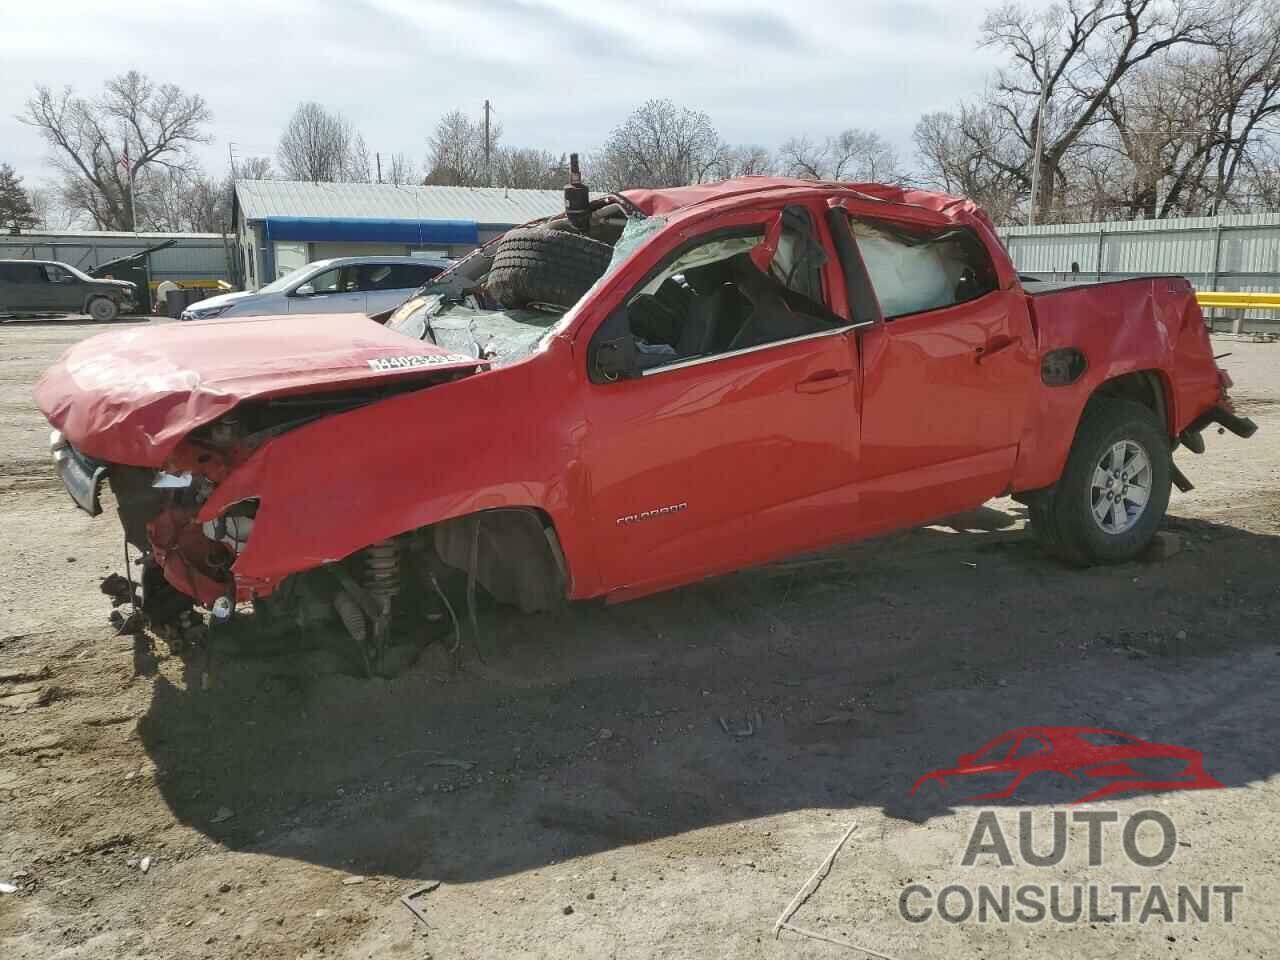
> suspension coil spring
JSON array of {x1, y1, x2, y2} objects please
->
[{"x1": 363, "y1": 538, "x2": 400, "y2": 610}]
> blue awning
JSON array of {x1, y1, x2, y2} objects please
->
[{"x1": 261, "y1": 216, "x2": 480, "y2": 245}]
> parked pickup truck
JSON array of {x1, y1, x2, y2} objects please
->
[
  {"x1": 2, "y1": 259, "x2": 138, "y2": 321},
  {"x1": 34, "y1": 175, "x2": 1255, "y2": 651}
]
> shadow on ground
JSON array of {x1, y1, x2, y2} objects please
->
[{"x1": 138, "y1": 508, "x2": 1280, "y2": 883}]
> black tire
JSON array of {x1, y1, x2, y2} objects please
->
[
  {"x1": 1030, "y1": 399, "x2": 1172, "y2": 565},
  {"x1": 88, "y1": 297, "x2": 119, "y2": 322},
  {"x1": 486, "y1": 227, "x2": 612, "y2": 310}
]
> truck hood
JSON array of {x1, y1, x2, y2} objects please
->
[{"x1": 35, "y1": 312, "x2": 487, "y2": 466}]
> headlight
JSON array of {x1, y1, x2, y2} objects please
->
[{"x1": 182, "y1": 304, "x2": 231, "y2": 321}]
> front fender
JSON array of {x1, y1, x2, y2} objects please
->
[{"x1": 198, "y1": 338, "x2": 597, "y2": 594}]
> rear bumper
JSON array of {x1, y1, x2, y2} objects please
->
[
  {"x1": 51, "y1": 438, "x2": 108, "y2": 516},
  {"x1": 1179, "y1": 406, "x2": 1258, "y2": 453}
]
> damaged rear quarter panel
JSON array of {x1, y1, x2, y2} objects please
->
[
  {"x1": 197, "y1": 336, "x2": 596, "y2": 595},
  {"x1": 1010, "y1": 277, "x2": 1221, "y2": 492}
]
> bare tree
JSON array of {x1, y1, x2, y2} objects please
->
[
  {"x1": 237, "y1": 155, "x2": 274, "y2": 180},
  {"x1": 276, "y1": 102, "x2": 370, "y2": 182},
  {"x1": 709, "y1": 144, "x2": 775, "y2": 179},
  {"x1": 424, "y1": 110, "x2": 501, "y2": 186},
  {"x1": 778, "y1": 129, "x2": 900, "y2": 182},
  {"x1": 20, "y1": 71, "x2": 211, "y2": 230},
  {"x1": 385, "y1": 152, "x2": 418, "y2": 186},
  {"x1": 914, "y1": 107, "x2": 1031, "y2": 223},
  {"x1": 491, "y1": 147, "x2": 567, "y2": 189},
  {"x1": 136, "y1": 166, "x2": 231, "y2": 232},
  {"x1": 591, "y1": 99, "x2": 724, "y2": 191},
  {"x1": 978, "y1": 0, "x2": 1215, "y2": 220}
]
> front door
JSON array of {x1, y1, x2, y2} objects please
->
[
  {"x1": 580, "y1": 213, "x2": 861, "y2": 596},
  {"x1": 42, "y1": 264, "x2": 85, "y2": 312},
  {"x1": 843, "y1": 213, "x2": 1037, "y2": 529},
  {"x1": 288, "y1": 265, "x2": 367, "y2": 314}
]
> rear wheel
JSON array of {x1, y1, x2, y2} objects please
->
[
  {"x1": 1030, "y1": 399, "x2": 1172, "y2": 565},
  {"x1": 88, "y1": 297, "x2": 119, "y2": 322}
]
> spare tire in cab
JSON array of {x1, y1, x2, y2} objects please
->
[{"x1": 487, "y1": 227, "x2": 612, "y2": 310}]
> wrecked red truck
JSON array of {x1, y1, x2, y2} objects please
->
[{"x1": 35, "y1": 173, "x2": 1256, "y2": 655}]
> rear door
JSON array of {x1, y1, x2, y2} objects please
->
[
  {"x1": 843, "y1": 213, "x2": 1037, "y2": 528},
  {"x1": 287, "y1": 265, "x2": 366, "y2": 314},
  {"x1": 3, "y1": 262, "x2": 57, "y2": 312}
]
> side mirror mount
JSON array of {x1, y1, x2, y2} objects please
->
[
  {"x1": 592, "y1": 335, "x2": 638, "y2": 382},
  {"x1": 294, "y1": 283, "x2": 315, "y2": 297}
]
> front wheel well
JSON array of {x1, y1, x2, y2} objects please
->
[{"x1": 430, "y1": 507, "x2": 568, "y2": 614}]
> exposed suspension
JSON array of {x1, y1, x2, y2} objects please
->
[{"x1": 363, "y1": 538, "x2": 400, "y2": 613}]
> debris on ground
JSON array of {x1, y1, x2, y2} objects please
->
[
  {"x1": 0, "y1": 882, "x2": 18, "y2": 894},
  {"x1": 399, "y1": 880, "x2": 442, "y2": 927},
  {"x1": 99, "y1": 573, "x2": 138, "y2": 607},
  {"x1": 342, "y1": 875, "x2": 365, "y2": 885},
  {"x1": 109, "y1": 609, "x2": 145, "y2": 634},
  {"x1": 422, "y1": 757, "x2": 476, "y2": 770},
  {"x1": 718, "y1": 711, "x2": 763, "y2": 737}
]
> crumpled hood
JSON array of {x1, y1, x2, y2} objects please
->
[{"x1": 35, "y1": 312, "x2": 487, "y2": 466}]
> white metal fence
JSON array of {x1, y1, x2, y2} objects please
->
[{"x1": 999, "y1": 213, "x2": 1280, "y2": 331}]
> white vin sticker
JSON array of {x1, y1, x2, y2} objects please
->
[{"x1": 367, "y1": 354, "x2": 474, "y2": 372}]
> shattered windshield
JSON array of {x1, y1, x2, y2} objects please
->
[
  {"x1": 388, "y1": 295, "x2": 563, "y2": 366},
  {"x1": 387, "y1": 212, "x2": 668, "y2": 368}
]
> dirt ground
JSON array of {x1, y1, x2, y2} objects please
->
[{"x1": 2, "y1": 319, "x2": 1278, "y2": 960}]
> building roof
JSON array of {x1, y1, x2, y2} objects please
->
[{"x1": 234, "y1": 180, "x2": 569, "y2": 227}]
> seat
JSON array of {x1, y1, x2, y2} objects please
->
[{"x1": 675, "y1": 284, "x2": 751, "y2": 358}]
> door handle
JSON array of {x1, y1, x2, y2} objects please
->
[
  {"x1": 975, "y1": 336, "x2": 1018, "y2": 363},
  {"x1": 795, "y1": 369, "x2": 853, "y2": 394}
]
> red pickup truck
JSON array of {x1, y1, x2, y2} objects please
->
[{"x1": 35, "y1": 176, "x2": 1255, "y2": 648}]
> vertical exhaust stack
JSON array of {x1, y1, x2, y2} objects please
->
[{"x1": 564, "y1": 153, "x2": 591, "y2": 236}]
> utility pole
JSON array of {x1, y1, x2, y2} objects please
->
[
  {"x1": 376, "y1": 152, "x2": 382, "y2": 183},
  {"x1": 227, "y1": 142, "x2": 239, "y2": 180},
  {"x1": 483, "y1": 99, "x2": 492, "y2": 187},
  {"x1": 1028, "y1": 39, "x2": 1051, "y2": 227}
]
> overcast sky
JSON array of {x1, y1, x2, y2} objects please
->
[{"x1": 1, "y1": 0, "x2": 1036, "y2": 188}]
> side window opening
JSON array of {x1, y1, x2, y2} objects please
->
[
  {"x1": 604, "y1": 218, "x2": 842, "y2": 378},
  {"x1": 848, "y1": 216, "x2": 997, "y2": 320}
]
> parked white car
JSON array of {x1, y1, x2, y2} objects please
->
[{"x1": 180, "y1": 256, "x2": 450, "y2": 321}]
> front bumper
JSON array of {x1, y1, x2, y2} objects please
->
[{"x1": 50, "y1": 433, "x2": 107, "y2": 516}]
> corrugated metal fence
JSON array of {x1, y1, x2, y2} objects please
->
[
  {"x1": 999, "y1": 213, "x2": 1280, "y2": 330},
  {"x1": 0, "y1": 231, "x2": 231, "y2": 289}
]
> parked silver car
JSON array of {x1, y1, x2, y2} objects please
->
[
  {"x1": 0, "y1": 259, "x2": 137, "y2": 321},
  {"x1": 180, "y1": 256, "x2": 450, "y2": 321}
]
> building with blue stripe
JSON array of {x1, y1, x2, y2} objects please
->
[{"x1": 232, "y1": 180, "x2": 569, "y2": 290}]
